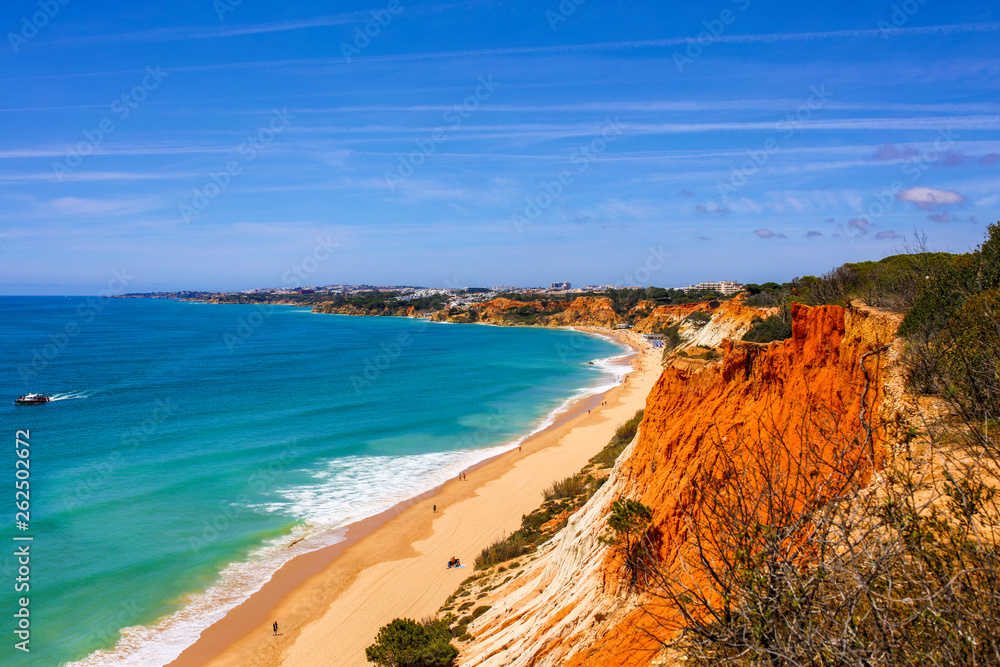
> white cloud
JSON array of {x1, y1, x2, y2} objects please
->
[{"x1": 897, "y1": 187, "x2": 965, "y2": 210}]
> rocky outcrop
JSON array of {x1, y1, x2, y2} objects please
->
[
  {"x1": 633, "y1": 295, "x2": 779, "y2": 349},
  {"x1": 457, "y1": 302, "x2": 904, "y2": 667},
  {"x1": 543, "y1": 298, "x2": 621, "y2": 328},
  {"x1": 312, "y1": 303, "x2": 419, "y2": 317},
  {"x1": 425, "y1": 295, "x2": 772, "y2": 337}
]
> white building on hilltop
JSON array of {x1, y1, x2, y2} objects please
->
[{"x1": 679, "y1": 280, "x2": 744, "y2": 296}]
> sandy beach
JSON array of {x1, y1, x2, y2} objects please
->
[{"x1": 166, "y1": 328, "x2": 662, "y2": 667}]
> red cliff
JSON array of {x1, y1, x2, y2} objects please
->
[{"x1": 458, "y1": 302, "x2": 905, "y2": 667}]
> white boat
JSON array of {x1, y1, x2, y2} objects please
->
[{"x1": 14, "y1": 393, "x2": 51, "y2": 405}]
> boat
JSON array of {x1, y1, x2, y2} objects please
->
[{"x1": 14, "y1": 393, "x2": 51, "y2": 405}]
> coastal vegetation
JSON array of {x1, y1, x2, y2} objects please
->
[
  {"x1": 741, "y1": 313, "x2": 792, "y2": 343},
  {"x1": 365, "y1": 617, "x2": 458, "y2": 667},
  {"x1": 589, "y1": 409, "x2": 645, "y2": 469},
  {"x1": 602, "y1": 287, "x2": 731, "y2": 313},
  {"x1": 743, "y1": 235, "x2": 963, "y2": 313},
  {"x1": 600, "y1": 498, "x2": 654, "y2": 589},
  {"x1": 684, "y1": 310, "x2": 712, "y2": 327},
  {"x1": 496, "y1": 287, "x2": 732, "y2": 311},
  {"x1": 316, "y1": 291, "x2": 451, "y2": 314}
]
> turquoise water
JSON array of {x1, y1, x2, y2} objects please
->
[{"x1": 0, "y1": 296, "x2": 626, "y2": 666}]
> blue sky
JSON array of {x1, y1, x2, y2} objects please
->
[{"x1": 1, "y1": 0, "x2": 998, "y2": 294}]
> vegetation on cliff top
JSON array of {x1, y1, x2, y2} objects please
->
[
  {"x1": 496, "y1": 287, "x2": 734, "y2": 313},
  {"x1": 745, "y1": 235, "x2": 966, "y2": 314},
  {"x1": 315, "y1": 291, "x2": 450, "y2": 314},
  {"x1": 741, "y1": 313, "x2": 793, "y2": 344}
]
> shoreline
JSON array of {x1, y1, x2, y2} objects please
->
[{"x1": 163, "y1": 328, "x2": 659, "y2": 667}]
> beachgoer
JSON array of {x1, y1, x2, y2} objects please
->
[
  {"x1": 273, "y1": 621, "x2": 278, "y2": 635},
  {"x1": 433, "y1": 504, "x2": 437, "y2": 512},
  {"x1": 455, "y1": 558, "x2": 461, "y2": 567}
]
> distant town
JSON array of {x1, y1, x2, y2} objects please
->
[{"x1": 119, "y1": 280, "x2": 745, "y2": 304}]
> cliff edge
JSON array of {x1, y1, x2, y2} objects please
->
[{"x1": 456, "y1": 301, "x2": 904, "y2": 667}]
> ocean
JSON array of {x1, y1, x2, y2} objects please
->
[{"x1": 0, "y1": 296, "x2": 628, "y2": 666}]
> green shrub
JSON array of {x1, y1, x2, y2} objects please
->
[
  {"x1": 590, "y1": 441, "x2": 629, "y2": 469},
  {"x1": 544, "y1": 474, "x2": 590, "y2": 500},
  {"x1": 655, "y1": 322, "x2": 683, "y2": 349},
  {"x1": 686, "y1": 310, "x2": 712, "y2": 326},
  {"x1": 475, "y1": 532, "x2": 531, "y2": 570},
  {"x1": 590, "y1": 410, "x2": 644, "y2": 469},
  {"x1": 614, "y1": 410, "x2": 644, "y2": 443},
  {"x1": 742, "y1": 315, "x2": 792, "y2": 343},
  {"x1": 600, "y1": 498, "x2": 655, "y2": 588},
  {"x1": 365, "y1": 618, "x2": 458, "y2": 667}
]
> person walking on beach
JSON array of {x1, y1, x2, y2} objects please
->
[
  {"x1": 273, "y1": 621, "x2": 278, "y2": 636},
  {"x1": 433, "y1": 504, "x2": 437, "y2": 513}
]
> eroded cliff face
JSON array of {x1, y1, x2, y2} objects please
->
[
  {"x1": 634, "y1": 296, "x2": 779, "y2": 349},
  {"x1": 424, "y1": 294, "x2": 771, "y2": 337},
  {"x1": 312, "y1": 303, "x2": 418, "y2": 317},
  {"x1": 458, "y1": 302, "x2": 904, "y2": 667}
]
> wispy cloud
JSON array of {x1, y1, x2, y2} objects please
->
[
  {"x1": 0, "y1": 171, "x2": 195, "y2": 183},
  {"x1": 43, "y1": 14, "x2": 368, "y2": 47},
  {"x1": 37, "y1": 1, "x2": 479, "y2": 48},
  {"x1": 0, "y1": 144, "x2": 244, "y2": 159},
  {"x1": 14, "y1": 195, "x2": 166, "y2": 219},
  {"x1": 754, "y1": 229, "x2": 787, "y2": 239},
  {"x1": 8, "y1": 22, "x2": 1000, "y2": 81}
]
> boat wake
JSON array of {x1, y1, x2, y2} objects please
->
[{"x1": 49, "y1": 392, "x2": 90, "y2": 401}]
